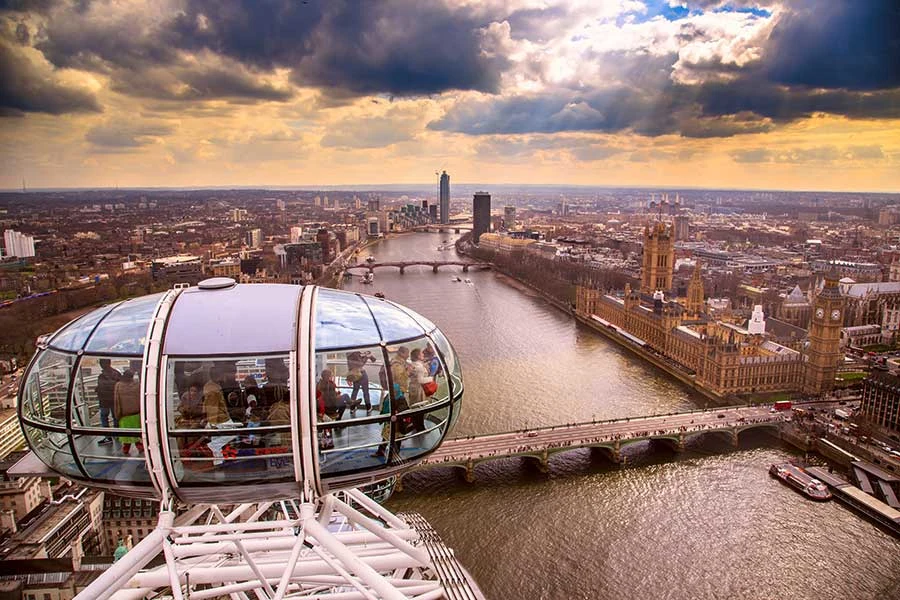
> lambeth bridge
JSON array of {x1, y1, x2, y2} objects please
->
[
  {"x1": 345, "y1": 261, "x2": 491, "y2": 274},
  {"x1": 398, "y1": 404, "x2": 789, "y2": 489},
  {"x1": 412, "y1": 224, "x2": 473, "y2": 233}
]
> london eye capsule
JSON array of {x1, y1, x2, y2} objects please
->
[{"x1": 17, "y1": 280, "x2": 463, "y2": 503}]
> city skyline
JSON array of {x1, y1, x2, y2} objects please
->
[{"x1": 1, "y1": 1, "x2": 899, "y2": 192}]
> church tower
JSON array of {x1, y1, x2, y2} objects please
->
[
  {"x1": 803, "y1": 271, "x2": 845, "y2": 395},
  {"x1": 686, "y1": 262, "x2": 705, "y2": 316},
  {"x1": 641, "y1": 221, "x2": 674, "y2": 295}
]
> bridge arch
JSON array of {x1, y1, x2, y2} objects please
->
[
  {"x1": 397, "y1": 463, "x2": 469, "y2": 491},
  {"x1": 648, "y1": 436, "x2": 684, "y2": 452},
  {"x1": 734, "y1": 422, "x2": 781, "y2": 442},
  {"x1": 684, "y1": 428, "x2": 738, "y2": 448}
]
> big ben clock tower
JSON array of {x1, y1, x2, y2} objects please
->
[{"x1": 803, "y1": 271, "x2": 845, "y2": 395}]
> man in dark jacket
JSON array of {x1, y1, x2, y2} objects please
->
[{"x1": 96, "y1": 359, "x2": 120, "y2": 445}]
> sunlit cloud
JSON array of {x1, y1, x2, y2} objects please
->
[{"x1": 0, "y1": 0, "x2": 897, "y2": 191}]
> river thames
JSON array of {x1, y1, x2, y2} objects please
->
[{"x1": 342, "y1": 232, "x2": 900, "y2": 600}]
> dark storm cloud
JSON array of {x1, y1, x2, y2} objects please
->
[
  {"x1": 433, "y1": 58, "x2": 900, "y2": 139},
  {"x1": 765, "y1": 0, "x2": 900, "y2": 91},
  {"x1": 33, "y1": 0, "x2": 506, "y2": 102},
  {"x1": 108, "y1": 63, "x2": 293, "y2": 102},
  {"x1": 0, "y1": 40, "x2": 100, "y2": 116},
  {"x1": 35, "y1": 9, "x2": 180, "y2": 73},
  {"x1": 286, "y1": 2, "x2": 507, "y2": 96},
  {"x1": 430, "y1": 88, "x2": 682, "y2": 137},
  {"x1": 695, "y1": 80, "x2": 900, "y2": 121},
  {"x1": 0, "y1": 0, "x2": 60, "y2": 13},
  {"x1": 169, "y1": 0, "x2": 324, "y2": 69},
  {"x1": 430, "y1": 82, "x2": 781, "y2": 138},
  {"x1": 432, "y1": 0, "x2": 900, "y2": 139}
]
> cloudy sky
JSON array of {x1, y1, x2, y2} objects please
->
[{"x1": 1, "y1": 0, "x2": 898, "y2": 191}]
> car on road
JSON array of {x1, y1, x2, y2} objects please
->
[{"x1": 717, "y1": 414, "x2": 725, "y2": 419}]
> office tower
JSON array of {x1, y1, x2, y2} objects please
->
[
  {"x1": 290, "y1": 226, "x2": 303, "y2": 244},
  {"x1": 674, "y1": 214, "x2": 690, "y2": 240},
  {"x1": 246, "y1": 228, "x2": 262, "y2": 249},
  {"x1": 368, "y1": 198, "x2": 380, "y2": 212},
  {"x1": 504, "y1": 206, "x2": 516, "y2": 228},
  {"x1": 440, "y1": 171, "x2": 450, "y2": 224},
  {"x1": 231, "y1": 208, "x2": 247, "y2": 222},
  {"x1": 473, "y1": 192, "x2": 491, "y2": 244},
  {"x1": 3, "y1": 230, "x2": 36, "y2": 258},
  {"x1": 429, "y1": 205, "x2": 438, "y2": 221},
  {"x1": 421, "y1": 200, "x2": 428, "y2": 211}
]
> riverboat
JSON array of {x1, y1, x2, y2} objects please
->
[
  {"x1": 769, "y1": 463, "x2": 832, "y2": 501},
  {"x1": 362, "y1": 272, "x2": 375, "y2": 284},
  {"x1": 366, "y1": 256, "x2": 376, "y2": 263}
]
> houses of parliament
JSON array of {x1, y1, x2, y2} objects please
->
[{"x1": 575, "y1": 219, "x2": 845, "y2": 399}]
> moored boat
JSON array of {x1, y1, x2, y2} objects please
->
[{"x1": 769, "y1": 463, "x2": 832, "y2": 501}]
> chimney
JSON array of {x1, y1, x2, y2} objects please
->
[{"x1": 0, "y1": 509, "x2": 16, "y2": 533}]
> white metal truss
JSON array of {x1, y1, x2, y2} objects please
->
[{"x1": 77, "y1": 488, "x2": 480, "y2": 600}]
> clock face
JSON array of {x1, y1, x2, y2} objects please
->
[
  {"x1": 815, "y1": 308, "x2": 825, "y2": 319},
  {"x1": 831, "y1": 309, "x2": 841, "y2": 321}
]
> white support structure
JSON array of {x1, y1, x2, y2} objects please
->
[{"x1": 77, "y1": 490, "x2": 480, "y2": 600}]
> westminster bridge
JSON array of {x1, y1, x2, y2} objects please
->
[
  {"x1": 398, "y1": 405, "x2": 789, "y2": 489},
  {"x1": 345, "y1": 261, "x2": 491, "y2": 274}
]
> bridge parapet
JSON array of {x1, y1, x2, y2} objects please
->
[
  {"x1": 401, "y1": 407, "x2": 789, "y2": 486},
  {"x1": 345, "y1": 261, "x2": 491, "y2": 273}
]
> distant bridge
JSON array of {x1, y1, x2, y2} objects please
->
[
  {"x1": 345, "y1": 261, "x2": 491, "y2": 274},
  {"x1": 398, "y1": 405, "x2": 788, "y2": 489},
  {"x1": 413, "y1": 224, "x2": 473, "y2": 233}
]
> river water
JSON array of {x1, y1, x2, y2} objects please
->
[{"x1": 341, "y1": 232, "x2": 900, "y2": 600}]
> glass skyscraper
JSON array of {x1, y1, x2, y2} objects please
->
[
  {"x1": 473, "y1": 191, "x2": 491, "y2": 243},
  {"x1": 440, "y1": 170, "x2": 450, "y2": 224}
]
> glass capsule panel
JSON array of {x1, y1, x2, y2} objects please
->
[
  {"x1": 318, "y1": 418, "x2": 391, "y2": 475},
  {"x1": 75, "y1": 432, "x2": 151, "y2": 483},
  {"x1": 85, "y1": 293, "x2": 163, "y2": 355},
  {"x1": 72, "y1": 356, "x2": 142, "y2": 429},
  {"x1": 166, "y1": 354, "x2": 294, "y2": 485},
  {"x1": 390, "y1": 300, "x2": 438, "y2": 336},
  {"x1": 364, "y1": 298, "x2": 428, "y2": 342},
  {"x1": 314, "y1": 345, "x2": 386, "y2": 422},
  {"x1": 48, "y1": 303, "x2": 119, "y2": 351},
  {"x1": 430, "y1": 328, "x2": 463, "y2": 398},
  {"x1": 314, "y1": 288, "x2": 381, "y2": 350},
  {"x1": 23, "y1": 424, "x2": 82, "y2": 479},
  {"x1": 393, "y1": 404, "x2": 450, "y2": 462},
  {"x1": 24, "y1": 350, "x2": 74, "y2": 425}
]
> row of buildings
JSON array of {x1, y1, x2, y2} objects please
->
[
  {"x1": 474, "y1": 210, "x2": 900, "y2": 433},
  {"x1": 3, "y1": 230, "x2": 35, "y2": 259},
  {"x1": 573, "y1": 217, "x2": 843, "y2": 399}
]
